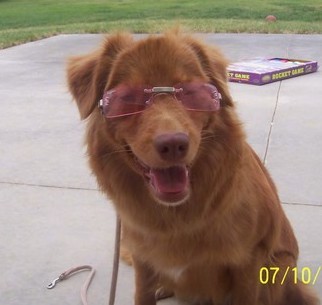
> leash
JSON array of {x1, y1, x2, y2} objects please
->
[{"x1": 47, "y1": 216, "x2": 121, "y2": 305}]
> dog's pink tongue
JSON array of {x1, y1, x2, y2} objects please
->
[{"x1": 149, "y1": 166, "x2": 188, "y2": 193}]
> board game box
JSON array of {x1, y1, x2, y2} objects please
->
[{"x1": 227, "y1": 58, "x2": 318, "y2": 85}]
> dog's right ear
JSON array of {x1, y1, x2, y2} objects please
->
[{"x1": 66, "y1": 33, "x2": 133, "y2": 119}]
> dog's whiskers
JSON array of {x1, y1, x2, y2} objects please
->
[{"x1": 101, "y1": 147, "x2": 132, "y2": 159}]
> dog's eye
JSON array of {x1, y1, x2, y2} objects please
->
[
  {"x1": 116, "y1": 87, "x2": 147, "y2": 105},
  {"x1": 175, "y1": 82, "x2": 221, "y2": 112},
  {"x1": 183, "y1": 89, "x2": 198, "y2": 96},
  {"x1": 119, "y1": 94, "x2": 134, "y2": 103},
  {"x1": 181, "y1": 83, "x2": 200, "y2": 95},
  {"x1": 101, "y1": 87, "x2": 148, "y2": 118},
  {"x1": 182, "y1": 84, "x2": 208, "y2": 101}
]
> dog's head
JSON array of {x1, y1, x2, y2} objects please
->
[{"x1": 67, "y1": 32, "x2": 240, "y2": 207}]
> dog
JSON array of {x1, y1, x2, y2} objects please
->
[{"x1": 67, "y1": 31, "x2": 319, "y2": 305}]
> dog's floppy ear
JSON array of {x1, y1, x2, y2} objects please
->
[
  {"x1": 67, "y1": 33, "x2": 133, "y2": 119},
  {"x1": 183, "y1": 37, "x2": 233, "y2": 107}
]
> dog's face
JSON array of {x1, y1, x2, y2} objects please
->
[{"x1": 67, "y1": 32, "x2": 234, "y2": 206}]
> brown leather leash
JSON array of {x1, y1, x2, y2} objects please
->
[{"x1": 47, "y1": 216, "x2": 121, "y2": 305}]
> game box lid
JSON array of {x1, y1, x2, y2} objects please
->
[{"x1": 227, "y1": 58, "x2": 318, "y2": 85}]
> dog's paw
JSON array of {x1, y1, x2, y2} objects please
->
[{"x1": 155, "y1": 287, "x2": 174, "y2": 300}]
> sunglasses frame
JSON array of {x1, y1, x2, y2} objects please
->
[{"x1": 98, "y1": 82, "x2": 222, "y2": 118}]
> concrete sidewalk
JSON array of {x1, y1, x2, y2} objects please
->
[{"x1": 0, "y1": 34, "x2": 321, "y2": 305}]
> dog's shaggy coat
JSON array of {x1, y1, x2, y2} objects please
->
[{"x1": 67, "y1": 32, "x2": 319, "y2": 305}]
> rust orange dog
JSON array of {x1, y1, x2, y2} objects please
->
[{"x1": 67, "y1": 31, "x2": 319, "y2": 305}]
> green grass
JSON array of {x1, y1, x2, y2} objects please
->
[{"x1": 1, "y1": 0, "x2": 322, "y2": 49}]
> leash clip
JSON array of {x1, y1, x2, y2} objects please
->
[{"x1": 47, "y1": 274, "x2": 64, "y2": 289}]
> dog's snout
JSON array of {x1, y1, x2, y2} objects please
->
[{"x1": 154, "y1": 132, "x2": 189, "y2": 162}]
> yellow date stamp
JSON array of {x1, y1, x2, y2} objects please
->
[{"x1": 259, "y1": 266, "x2": 321, "y2": 285}]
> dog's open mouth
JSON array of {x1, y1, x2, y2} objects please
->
[{"x1": 136, "y1": 160, "x2": 190, "y2": 205}]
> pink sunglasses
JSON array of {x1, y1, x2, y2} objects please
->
[{"x1": 98, "y1": 82, "x2": 222, "y2": 118}]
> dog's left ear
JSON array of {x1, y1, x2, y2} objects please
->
[
  {"x1": 67, "y1": 33, "x2": 133, "y2": 119},
  {"x1": 184, "y1": 37, "x2": 233, "y2": 107}
]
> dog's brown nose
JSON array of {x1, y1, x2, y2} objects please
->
[{"x1": 154, "y1": 132, "x2": 189, "y2": 162}]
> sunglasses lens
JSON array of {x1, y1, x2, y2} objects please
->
[
  {"x1": 178, "y1": 83, "x2": 221, "y2": 111},
  {"x1": 102, "y1": 86, "x2": 148, "y2": 118}
]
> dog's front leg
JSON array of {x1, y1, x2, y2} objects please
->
[
  {"x1": 133, "y1": 257, "x2": 158, "y2": 305},
  {"x1": 229, "y1": 263, "x2": 262, "y2": 305}
]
